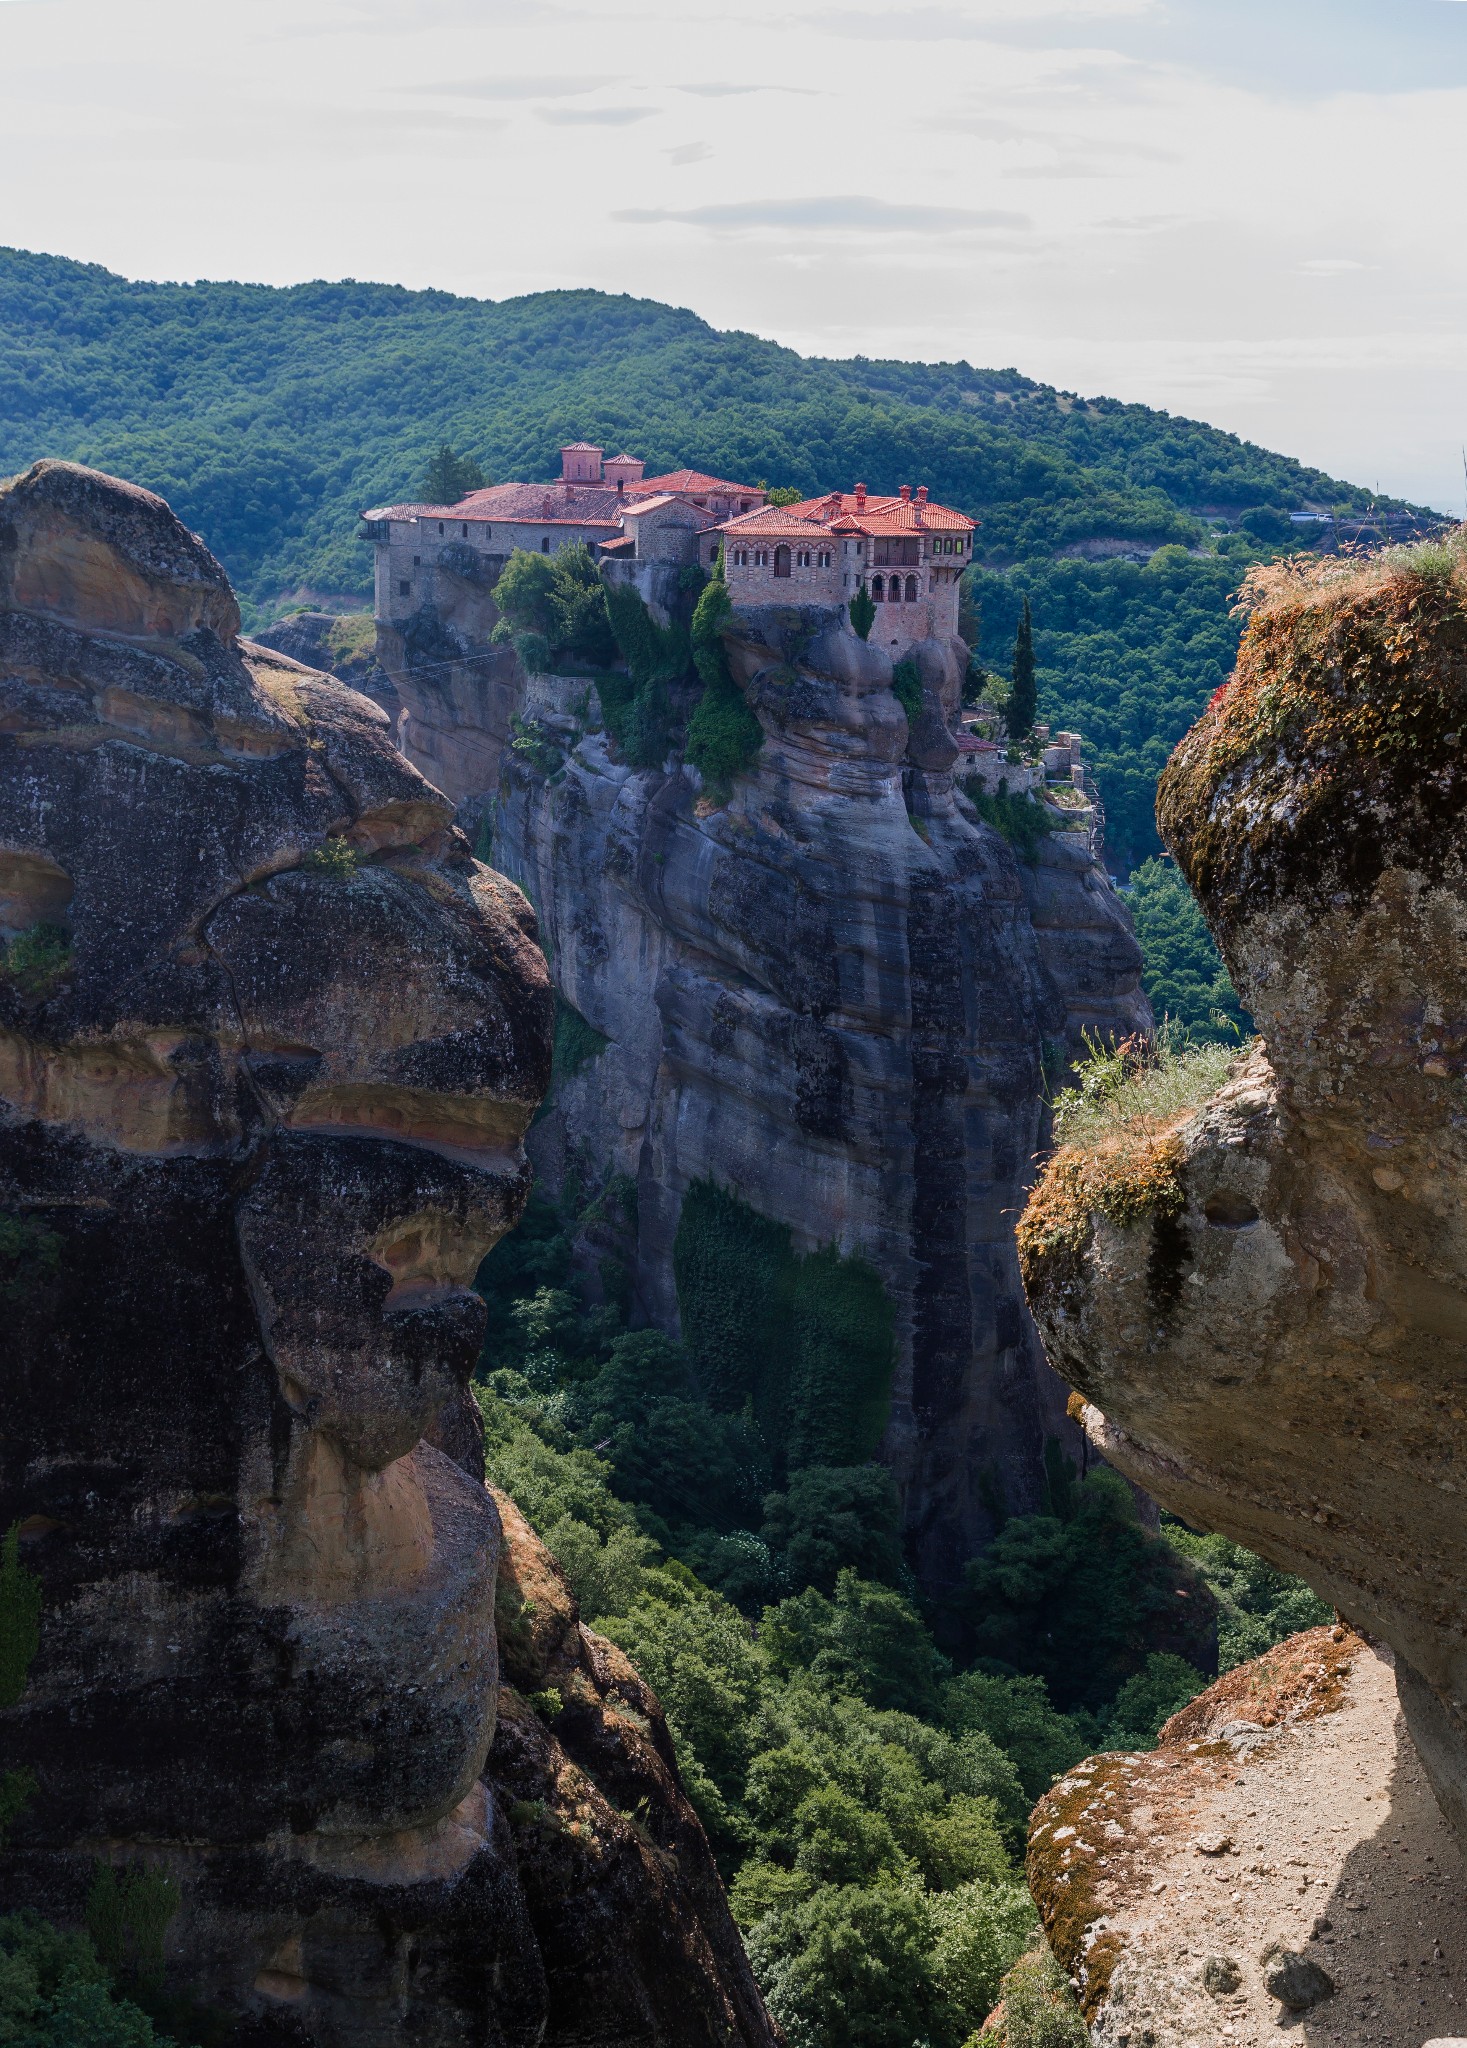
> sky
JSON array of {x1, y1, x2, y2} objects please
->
[{"x1": 2, "y1": 0, "x2": 1466, "y2": 509}]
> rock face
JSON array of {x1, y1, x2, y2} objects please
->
[
  {"x1": 1026, "y1": 1627, "x2": 1467, "y2": 2045},
  {"x1": 493, "y1": 602, "x2": 1148, "y2": 1583},
  {"x1": 251, "y1": 608, "x2": 403, "y2": 726},
  {"x1": 0, "y1": 462, "x2": 778, "y2": 2047},
  {"x1": 1018, "y1": 543, "x2": 1467, "y2": 1849}
]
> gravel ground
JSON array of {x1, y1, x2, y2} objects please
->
[{"x1": 1087, "y1": 1642, "x2": 1467, "y2": 2047}]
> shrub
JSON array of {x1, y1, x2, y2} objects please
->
[
  {"x1": 2, "y1": 924, "x2": 71, "y2": 996},
  {"x1": 891, "y1": 657, "x2": 923, "y2": 727},
  {"x1": 687, "y1": 578, "x2": 762, "y2": 796},
  {"x1": 0, "y1": 1913, "x2": 176, "y2": 2048},
  {"x1": 672, "y1": 1181, "x2": 895, "y2": 1473},
  {"x1": 1163, "y1": 1522, "x2": 1330, "y2": 1670},
  {"x1": 1124, "y1": 857, "x2": 1248, "y2": 1042},
  {"x1": 849, "y1": 583, "x2": 876, "y2": 641},
  {"x1": 927, "y1": 1882, "x2": 1036, "y2": 2038},
  {"x1": 0, "y1": 1214, "x2": 62, "y2": 1307},
  {"x1": 967, "y1": 789, "x2": 1056, "y2": 863},
  {"x1": 938, "y1": 1672, "x2": 1090, "y2": 1806},
  {"x1": 299, "y1": 839, "x2": 358, "y2": 881},
  {"x1": 956, "y1": 1470, "x2": 1217, "y2": 1715},
  {"x1": 988, "y1": 1944, "x2": 1089, "y2": 2047},
  {"x1": 1101, "y1": 1651, "x2": 1208, "y2": 1749}
]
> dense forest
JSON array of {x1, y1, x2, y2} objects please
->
[
  {"x1": 0, "y1": 245, "x2": 1437, "y2": 882},
  {"x1": 471, "y1": 1125, "x2": 1328, "y2": 2048}
]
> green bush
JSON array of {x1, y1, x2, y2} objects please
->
[
  {"x1": 891, "y1": 657, "x2": 923, "y2": 727},
  {"x1": 0, "y1": 1915, "x2": 176, "y2": 2048},
  {"x1": 1164, "y1": 1522, "x2": 1331, "y2": 1670},
  {"x1": 967, "y1": 789, "x2": 1057, "y2": 863},
  {"x1": 745, "y1": 1883, "x2": 945, "y2": 2048},
  {"x1": 1100, "y1": 1651, "x2": 1209, "y2": 1749},
  {"x1": 849, "y1": 583, "x2": 876, "y2": 642},
  {"x1": 760, "y1": 1467, "x2": 905, "y2": 1595},
  {"x1": 1124, "y1": 856, "x2": 1248, "y2": 1041},
  {"x1": 762, "y1": 1573, "x2": 949, "y2": 1718},
  {"x1": 990, "y1": 1944, "x2": 1089, "y2": 2047},
  {"x1": 0, "y1": 1214, "x2": 62, "y2": 1307},
  {"x1": 1, "y1": 925, "x2": 71, "y2": 996},
  {"x1": 958, "y1": 1469, "x2": 1217, "y2": 1714},
  {"x1": 672, "y1": 1181, "x2": 894, "y2": 1471},
  {"x1": 687, "y1": 577, "x2": 762, "y2": 796}
]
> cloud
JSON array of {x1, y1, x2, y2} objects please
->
[
  {"x1": 1301, "y1": 258, "x2": 1372, "y2": 275},
  {"x1": 612, "y1": 195, "x2": 1031, "y2": 232},
  {"x1": 678, "y1": 82, "x2": 822, "y2": 96},
  {"x1": 403, "y1": 74, "x2": 614, "y2": 98},
  {"x1": 538, "y1": 105, "x2": 655, "y2": 125},
  {"x1": 666, "y1": 140, "x2": 713, "y2": 165}
]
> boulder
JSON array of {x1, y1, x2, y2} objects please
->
[{"x1": 1019, "y1": 540, "x2": 1467, "y2": 1848}]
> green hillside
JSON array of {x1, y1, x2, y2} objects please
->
[{"x1": 0, "y1": 245, "x2": 1437, "y2": 878}]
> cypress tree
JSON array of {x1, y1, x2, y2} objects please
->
[
  {"x1": 849, "y1": 580, "x2": 876, "y2": 642},
  {"x1": 1007, "y1": 596, "x2": 1037, "y2": 741}
]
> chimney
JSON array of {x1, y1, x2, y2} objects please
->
[
  {"x1": 899, "y1": 484, "x2": 912, "y2": 502},
  {"x1": 855, "y1": 482, "x2": 867, "y2": 510},
  {"x1": 916, "y1": 485, "x2": 929, "y2": 504}
]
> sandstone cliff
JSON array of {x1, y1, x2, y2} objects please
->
[
  {"x1": 0, "y1": 461, "x2": 778, "y2": 2047},
  {"x1": 1018, "y1": 538, "x2": 1467, "y2": 1859},
  {"x1": 489, "y1": 601, "x2": 1148, "y2": 1584}
]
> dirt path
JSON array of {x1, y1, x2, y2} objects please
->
[{"x1": 1053, "y1": 1639, "x2": 1467, "y2": 2045}]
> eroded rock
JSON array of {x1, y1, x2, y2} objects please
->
[
  {"x1": 1019, "y1": 540, "x2": 1467, "y2": 1847},
  {"x1": 0, "y1": 462, "x2": 776, "y2": 2046},
  {"x1": 496, "y1": 600, "x2": 1148, "y2": 1584}
]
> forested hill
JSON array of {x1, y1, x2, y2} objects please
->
[
  {"x1": 0, "y1": 245, "x2": 1413, "y2": 610},
  {"x1": 0, "y1": 244, "x2": 1437, "y2": 870}
]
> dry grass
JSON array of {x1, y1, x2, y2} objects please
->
[
  {"x1": 1234, "y1": 524, "x2": 1467, "y2": 623},
  {"x1": 1049, "y1": 1030, "x2": 1242, "y2": 1152},
  {"x1": 1017, "y1": 1031, "x2": 1247, "y2": 1288}
]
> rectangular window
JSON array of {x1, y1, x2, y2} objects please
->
[{"x1": 399, "y1": 580, "x2": 411, "y2": 597}]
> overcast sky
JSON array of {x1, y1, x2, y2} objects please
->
[{"x1": 3, "y1": 0, "x2": 1466, "y2": 509}]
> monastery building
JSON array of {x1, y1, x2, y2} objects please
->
[{"x1": 362, "y1": 444, "x2": 975, "y2": 660}]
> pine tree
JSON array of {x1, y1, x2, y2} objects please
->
[
  {"x1": 849, "y1": 581, "x2": 876, "y2": 642},
  {"x1": 1006, "y1": 597, "x2": 1037, "y2": 741},
  {"x1": 420, "y1": 444, "x2": 487, "y2": 505}
]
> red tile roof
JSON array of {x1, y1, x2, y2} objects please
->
[
  {"x1": 788, "y1": 490, "x2": 976, "y2": 535},
  {"x1": 406, "y1": 482, "x2": 626, "y2": 525},
  {"x1": 628, "y1": 469, "x2": 764, "y2": 501},
  {"x1": 716, "y1": 506, "x2": 833, "y2": 540}
]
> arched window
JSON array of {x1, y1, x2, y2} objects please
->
[
  {"x1": 818, "y1": 550, "x2": 831, "y2": 568},
  {"x1": 872, "y1": 575, "x2": 885, "y2": 602},
  {"x1": 462, "y1": 523, "x2": 469, "y2": 538},
  {"x1": 905, "y1": 575, "x2": 919, "y2": 602},
  {"x1": 774, "y1": 545, "x2": 791, "y2": 578},
  {"x1": 541, "y1": 537, "x2": 550, "y2": 553},
  {"x1": 438, "y1": 522, "x2": 445, "y2": 535}
]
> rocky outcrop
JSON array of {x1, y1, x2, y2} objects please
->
[
  {"x1": 1026, "y1": 1627, "x2": 1467, "y2": 2044},
  {"x1": 1018, "y1": 541, "x2": 1467, "y2": 1854},
  {"x1": 251, "y1": 609, "x2": 402, "y2": 726},
  {"x1": 493, "y1": 602, "x2": 1147, "y2": 1584},
  {"x1": 0, "y1": 461, "x2": 778, "y2": 2047}
]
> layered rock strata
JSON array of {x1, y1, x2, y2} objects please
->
[
  {"x1": 1026, "y1": 1627, "x2": 1467, "y2": 2044},
  {"x1": 493, "y1": 603, "x2": 1148, "y2": 1583},
  {"x1": 0, "y1": 461, "x2": 777, "y2": 2047},
  {"x1": 1018, "y1": 542, "x2": 1467, "y2": 1850}
]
